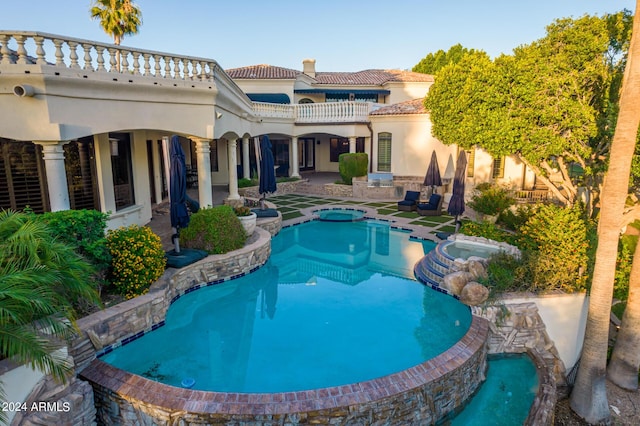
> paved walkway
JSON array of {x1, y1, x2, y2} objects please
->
[{"x1": 148, "y1": 174, "x2": 457, "y2": 250}]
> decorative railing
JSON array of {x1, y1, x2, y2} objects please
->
[
  {"x1": 510, "y1": 189, "x2": 551, "y2": 203},
  {"x1": 253, "y1": 101, "x2": 372, "y2": 123},
  {"x1": 0, "y1": 31, "x2": 220, "y2": 82}
]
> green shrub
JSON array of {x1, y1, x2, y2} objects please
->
[
  {"x1": 38, "y1": 209, "x2": 111, "y2": 270},
  {"x1": 483, "y1": 252, "x2": 526, "y2": 296},
  {"x1": 238, "y1": 177, "x2": 258, "y2": 188},
  {"x1": 106, "y1": 225, "x2": 166, "y2": 299},
  {"x1": 338, "y1": 153, "x2": 368, "y2": 185},
  {"x1": 460, "y1": 221, "x2": 518, "y2": 246},
  {"x1": 517, "y1": 204, "x2": 589, "y2": 292},
  {"x1": 499, "y1": 204, "x2": 538, "y2": 232},
  {"x1": 614, "y1": 234, "x2": 638, "y2": 301},
  {"x1": 181, "y1": 205, "x2": 247, "y2": 254},
  {"x1": 468, "y1": 183, "x2": 515, "y2": 216}
]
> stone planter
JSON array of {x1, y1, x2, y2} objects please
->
[
  {"x1": 481, "y1": 213, "x2": 498, "y2": 224},
  {"x1": 237, "y1": 212, "x2": 257, "y2": 236}
]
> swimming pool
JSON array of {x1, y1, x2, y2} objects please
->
[{"x1": 101, "y1": 220, "x2": 471, "y2": 393}]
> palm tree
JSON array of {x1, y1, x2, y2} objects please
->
[
  {"x1": 90, "y1": 0, "x2": 142, "y2": 46},
  {"x1": 607, "y1": 242, "x2": 640, "y2": 390},
  {"x1": 570, "y1": 1, "x2": 640, "y2": 422},
  {"x1": 0, "y1": 210, "x2": 100, "y2": 416}
]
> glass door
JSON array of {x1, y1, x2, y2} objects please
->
[{"x1": 299, "y1": 138, "x2": 315, "y2": 171}]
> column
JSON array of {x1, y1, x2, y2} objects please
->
[
  {"x1": 349, "y1": 136, "x2": 357, "y2": 153},
  {"x1": 36, "y1": 141, "x2": 70, "y2": 211},
  {"x1": 193, "y1": 138, "x2": 213, "y2": 207},
  {"x1": 242, "y1": 136, "x2": 250, "y2": 179},
  {"x1": 364, "y1": 136, "x2": 372, "y2": 172},
  {"x1": 291, "y1": 136, "x2": 300, "y2": 178},
  {"x1": 227, "y1": 138, "x2": 240, "y2": 200}
]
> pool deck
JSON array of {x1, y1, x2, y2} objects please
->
[{"x1": 148, "y1": 174, "x2": 458, "y2": 251}]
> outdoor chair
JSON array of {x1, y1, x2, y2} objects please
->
[
  {"x1": 397, "y1": 190, "x2": 421, "y2": 211},
  {"x1": 417, "y1": 193, "x2": 443, "y2": 216}
]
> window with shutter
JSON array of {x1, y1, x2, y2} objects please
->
[
  {"x1": 110, "y1": 133, "x2": 135, "y2": 210},
  {"x1": 492, "y1": 156, "x2": 505, "y2": 179},
  {"x1": 64, "y1": 137, "x2": 99, "y2": 210},
  {"x1": 377, "y1": 133, "x2": 392, "y2": 172},
  {"x1": 0, "y1": 139, "x2": 48, "y2": 212}
]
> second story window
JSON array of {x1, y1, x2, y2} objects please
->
[{"x1": 492, "y1": 156, "x2": 505, "y2": 179}]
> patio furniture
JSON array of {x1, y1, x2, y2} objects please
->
[
  {"x1": 417, "y1": 193, "x2": 443, "y2": 216},
  {"x1": 397, "y1": 190, "x2": 421, "y2": 211}
]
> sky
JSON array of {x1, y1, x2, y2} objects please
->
[{"x1": 1, "y1": 0, "x2": 635, "y2": 72}]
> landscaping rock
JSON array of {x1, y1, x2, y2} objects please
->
[
  {"x1": 467, "y1": 260, "x2": 488, "y2": 281},
  {"x1": 460, "y1": 282, "x2": 489, "y2": 306},
  {"x1": 441, "y1": 271, "x2": 473, "y2": 296}
]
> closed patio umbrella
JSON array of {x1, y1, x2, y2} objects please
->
[
  {"x1": 169, "y1": 135, "x2": 189, "y2": 253},
  {"x1": 423, "y1": 150, "x2": 442, "y2": 195},
  {"x1": 447, "y1": 151, "x2": 467, "y2": 233},
  {"x1": 258, "y1": 135, "x2": 277, "y2": 208}
]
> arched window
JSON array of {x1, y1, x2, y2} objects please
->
[{"x1": 298, "y1": 98, "x2": 314, "y2": 104}]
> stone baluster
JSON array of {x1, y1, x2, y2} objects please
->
[
  {"x1": 142, "y1": 53, "x2": 151, "y2": 76},
  {"x1": 164, "y1": 56, "x2": 172, "y2": 78},
  {"x1": 120, "y1": 50, "x2": 129, "y2": 72},
  {"x1": 82, "y1": 43, "x2": 93, "y2": 70},
  {"x1": 199, "y1": 61, "x2": 207, "y2": 80},
  {"x1": 15, "y1": 35, "x2": 27, "y2": 64},
  {"x1": 0, "y1": 34, "x2": 11, "y2": 64},
  {"x1": 173, "y1": 57, "x2": 181, "y2": 79},
  {"x1": 53, "y1": 39, "x2": 65, "y2": 67},
  {"x1": 108, "y1": 48, "x2": 118, "y2": 72},
  {"x1": 154, "y1": 54, "x2": 162, "y2": 77},
  {"x1": 132, "y1": 51, "x2": 141, "y2": 75},
  {"x1": 68, "y1": 41, "x2": 80, "y2": 68},
  {"x1": 95, "y1": 46, "x2": 106, "y2": 71},
  {"x1": 182, "y1": 58, "x2": 190, "y2": 79},
  {"x1": 34, "y1": 36, "x2": 46, "y2": 64}
]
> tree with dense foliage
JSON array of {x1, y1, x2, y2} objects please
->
[
  {"x1": 570, "y1": 3, "x2": 640, "y2": 422},
  {"x1": 0, "y1": 210, "x2": 100, "y2": 407},
  {"x1": 90, "y1": 0, "x2": 142, "y2": 45},
  {"x1": 412, "y1": 43, "x2": 482, "y2": 74},
  {"x1": 424, "y1": 12, "x2": 632, "y2": 210}
]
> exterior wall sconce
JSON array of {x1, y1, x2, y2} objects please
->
[
  {"x1": 13, "y1": 84, "x2": 35, "y2": 97},
  {"x1": 109, "y1": 138, "x2": 119, "y2": 156},
  {"x1": 216, "y1": 111, "x2": 223, "y2": 119}
]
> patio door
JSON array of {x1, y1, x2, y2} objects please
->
[{"x1": 299, "y1": 137, "x2": 315, "y2": 171}]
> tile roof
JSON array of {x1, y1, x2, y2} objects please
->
[
  {"x1": 225, "y1": 65, "x2": 434, "y2": 85},
  {"x1": 225, "y1": 64, "x2": 301, "y2": 79},
  {"x1": 370, "y1": 98, "x2": 427, "y2": 116}
]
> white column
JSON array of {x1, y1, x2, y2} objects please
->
[
  {"x1": 242, "y1": 136, "x2": 250, "y2": 179},
  {"x1": 291, "y1": 136, "x2": 300, "y2": 178},
  {"x1": 227, "y1": 138, "x2": 240, "y2": 200},
  {"x1": 193, "y1": 138, "x2": 213, "y2": 207},
  {"x1": 364, "y1": 136, "x2": 372, "y2": 172},
  {"x1": 36, "y1": 141, "x2": 70, "y2": 211},
  {"x1": 349, "y1": 136, "x2": 357, "y2": 153}
]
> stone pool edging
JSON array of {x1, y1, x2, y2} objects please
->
[
  {"x1": 79, "y1": 316, "x2": 489, "y2": 425},
  {"x1": 70, "y1": 226, "x2": 272, "y2": 372}
]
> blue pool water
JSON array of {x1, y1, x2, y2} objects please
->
[
  {"x1": 101, "y1": 220, "x2": 472, "y2": 392},
  {"x1": 447, "y1": 354, "x2": 539, "y2": 425}
]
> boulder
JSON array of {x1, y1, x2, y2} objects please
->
[
  {"x1": 460, "y1": 281, "x2": 490, "y2": 306},
  {"x1": 467, "y1": 259, "x2": 488, "y2": 281},
  {"x1": 441, "y1": 271, "x2": 473, "y2": 296}
]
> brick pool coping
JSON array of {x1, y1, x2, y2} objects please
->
[{"x1": 80, "y1": 315, "x2": 488, "y2": 422}]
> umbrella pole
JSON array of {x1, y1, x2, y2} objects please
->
[{"x1": 172, "y1": 227, "x2": 181, "y2": 253}]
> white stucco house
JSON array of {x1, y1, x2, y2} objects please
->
[{"x1": 0, "y1": 31, "x2": 541, "y2": 230}]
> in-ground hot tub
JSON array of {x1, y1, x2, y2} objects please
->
[{"x1": 441, "y1": 235, "x2": 521, "y2": 261}]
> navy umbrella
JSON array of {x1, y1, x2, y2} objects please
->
[
  {"x1": 258, "y1": 135, "x2": 277, "y2": 207},
  {"x1": 169, "y1": 135, "x2": 189, "y2": 252},
  {"x1": 423, "y1": 150, "x2": 442, "y2": 195},
  {"x1": 447, "y1": 151, "x2": 467, "y2": 232}
]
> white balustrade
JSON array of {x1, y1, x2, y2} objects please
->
[
  {"x1": 260, "y1": 101, "x2": 372, "y2": 123},
  {"x1": 0, "y1": 31, "x2": 219, "y2": 82}
]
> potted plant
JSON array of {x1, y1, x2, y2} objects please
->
[
  {"x1": 467, "y1": 183, "x2": 515, "y2": 223},
  {"x1": 234, "y1": 205, "x2": 257, "y2": 236}
]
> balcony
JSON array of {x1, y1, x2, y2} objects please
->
[{"x1": 252, "y1": 101, "x2": 373, "y2": 124}]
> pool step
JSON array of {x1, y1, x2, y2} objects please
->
[{"x1": 414, "y1": 250, "x2": 450, "y2": 286}]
